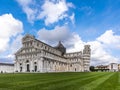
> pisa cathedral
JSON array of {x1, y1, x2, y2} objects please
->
[{"x1": 14, "y1": 34, "x2": 91, "y2": 72}]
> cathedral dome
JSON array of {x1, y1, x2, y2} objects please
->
[{"x1": 55, "y1": 41, "x2": 66, "y2": 55}]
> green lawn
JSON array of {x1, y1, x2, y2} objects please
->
[{"x1": 0, "y1": 72, "x2": 119, "y2": 90}]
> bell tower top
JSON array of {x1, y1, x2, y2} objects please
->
[
  {"x1": 22, "y1": 34, "x2": 35, "y2": 43},
  {"x1": 83, "y1": 45, "x2": 91, "y2": 54}
]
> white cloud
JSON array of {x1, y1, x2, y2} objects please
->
[
  {"x1": 80, "y1": 6, "x2": 93, "y2": 16},
  {"x1": 10, "y1": 34, "x2": 23, "y2": 54},
  {"x1": 37, "y1": 27, "x2": 120, "y2": 66},
  {"x1": 66, "y1": 33, "x2": 85, "y2": 52},
  {"x1": 17, "y1": 0, "x2": 75, "y2": 25},
  {"x1": 37, "y1": 26, "x2": 70, "y2": 45},
  {"x1": 37, "y1": 26, "x2": 82, "y2": 49},
  {"x1": 0, "y1": 14, "x2": 23, "y2": 53},
  {"x1": 97, "y1": 30, "x2": 120, "y2": 49},
  {"x1": 67, "y1": 2, "x2": 75, "y2": 8},
  {"x1": 16, "y1": 0, "x2": 36, "y2": 23},
  {"x1": 0, "y1": 34, "x2": 23, "y2": 63},
  {"x1": 4, "y1": 34, "x2": 23, "y2": 63},
  {"x1": 38, "y1": 26, "x2": 69, "y2": 41},
  {"x1": 66, "y1": 30, "x2": 120, "y2": 65},
  {"x1": 69, "y1": 13, "x2": 75, "y2": 25},
  {"x1": 38, "y1": 0, "x2": 73, "y2": 25},
  {"x1": 88, "y1": 41, "x2": 118, "y2": 65},
  {"x1": 0, "y1": 40, "x2": 9, "y2": 53}
]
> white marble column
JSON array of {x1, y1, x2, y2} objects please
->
[
  {"x1": 66, "y1": 63, "x2": 69, "y2": 72},
  {"x1": 16, "y1": 61, "x2": 20, "y2": 72},
  {"x1": 38, "y1": 57, "x2": 43, "y2": 72},
  {"x1": 50, "y1": 61, "x2": 52, "y2": 72},
  {"x1": 43, "y1": 60, "x2": 45, "y2": 72},
  {"x1": 30, "y1": 60, "x2": 34, "y2": 72},
  {"x1": 22, "y1": 61, "x2": 26, "y2": 72},
  {"x1": 46, "y1": 60, "x2": 49, "y2": 72},
  {"x1": 51, "y1": 61, "x2": 54, "y2": 72}
]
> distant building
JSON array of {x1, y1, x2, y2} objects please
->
[
  {"x1": 95, "y1": 65, "x2": 109, "y2": 69},
  {"x1": 14, "y1": 34, "x2": 91, "y2": 73},
  {"x1": 95, "y1": 65, "x2": 109, "y2": 71},
  {"x1": 95, "y1": 63, "x2": 118, "y2": 72},
  {"x1": 118, "y1": 64, "x2": 120, "y2": 71},
  {"x1": 0, "y1": 63, "x2": 14, "y2": 73},
  {"x1": 109, "y1": 63, "x2": 118, "y2": 72}
]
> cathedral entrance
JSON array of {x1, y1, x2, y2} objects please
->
[
  {"x1": 26, "y1": 64, "x2": 30, "y2": 72},
  {"x1": 34, "y1": 62, "x2": 37, "y2": 72},
  {"x1": 34, "y1": 66, "x2": 37, "y2": 72},
  {"x1": 75, "y1": 68, "x2": 76, "y2": 71},
  {"x1": 20, "y1": 67, "x2": 22, "y2": 72}
]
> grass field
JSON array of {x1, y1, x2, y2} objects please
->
[{"x1": 0, "y1": 72, "x2": 119, "y2": 90}]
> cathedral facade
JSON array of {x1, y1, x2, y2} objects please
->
[{"x1": 14, "y1": 34, "x2": 91, "y2": 72}]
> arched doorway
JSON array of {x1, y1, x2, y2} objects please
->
[
  {"x1": 34, "y1": 62, "x2": 37, "y2": 72},
  {"x1": 26, "y1": 60, "x2": 30, "y2": 72},
  {"x1": 27, "y1": 64, "x2": 30, "y2": 72},
  {"x1": 34, "y1": 66, "x2": 37, "y2": 72},
  {"x1": 75, "y1": 68, "x2": 76, "y2": 72},
  {"x1": 20, "y1": 67, "x2": 22, "y2": 72}
]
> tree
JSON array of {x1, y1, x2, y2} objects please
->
[{"x1": 90, "y1": 66, "x2": 95, "y2": 72}]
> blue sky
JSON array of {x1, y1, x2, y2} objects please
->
[{"x1": 0, "y1": 0, "x2": 120, "y2": 65}]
